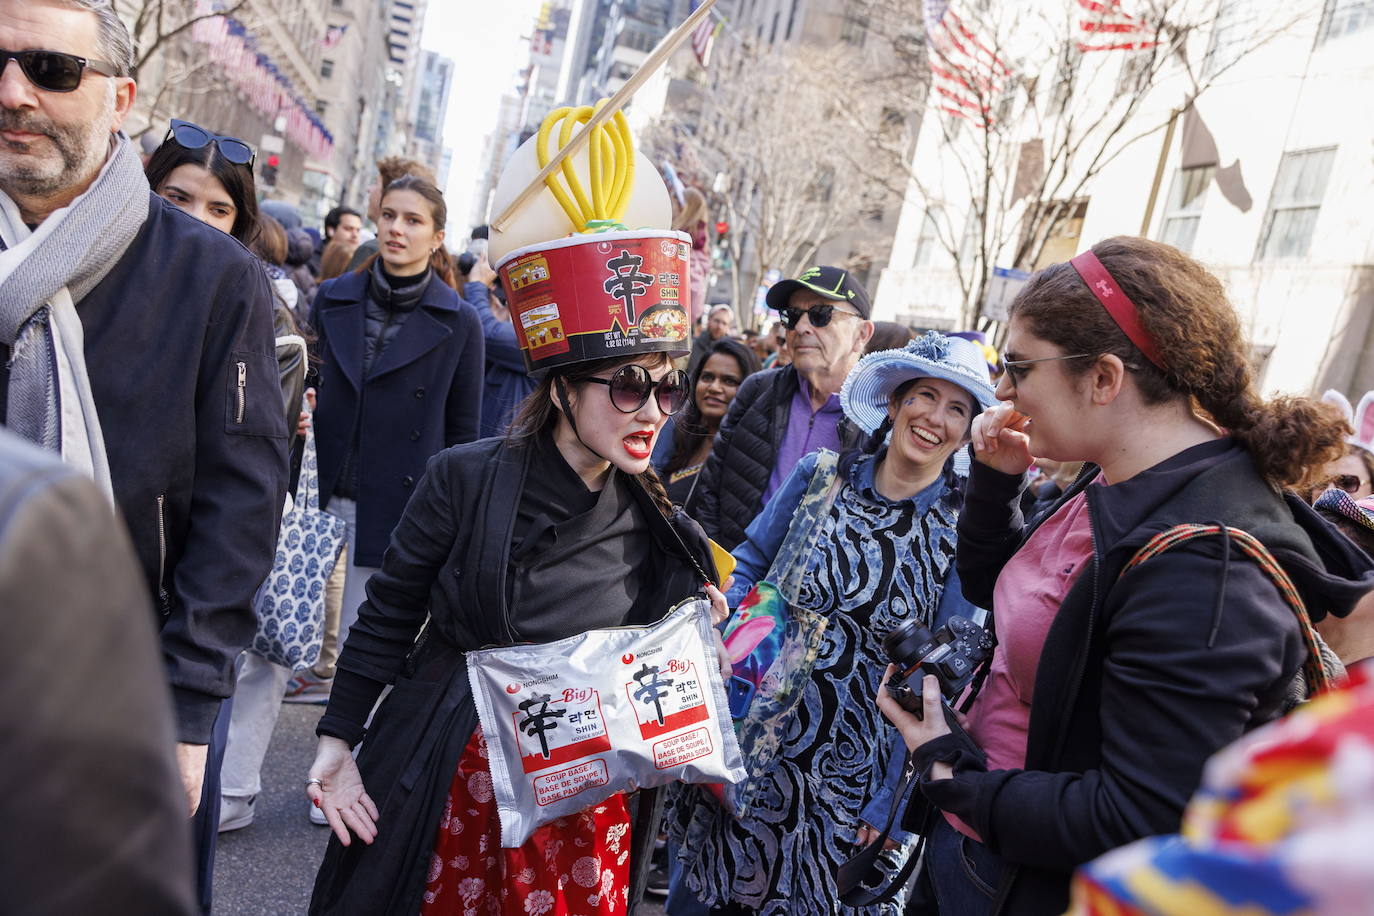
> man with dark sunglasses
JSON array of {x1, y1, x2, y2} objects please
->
[
  {"x1": 0, "y1": 3, "x2": 286, "y2": 910},
  {"x1": 695, "y1": 265, "x2": 874, "y2": 549}
]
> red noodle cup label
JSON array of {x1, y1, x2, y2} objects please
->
[
  {"x1": 653, "y1": 727, "x2": 715, "y2": 770},
  {"x1": 532, "y1": 758, "x2": 609, "y2": 806},
  {"x1": 497, "y1": 231, "x2": 691, "y2": 374},
  {"x1": 624, "y1": 660, "x2": 709, "y2": 740},
  {"x1": 512, "y1": 688, "x2": 612, "y2": 773}
]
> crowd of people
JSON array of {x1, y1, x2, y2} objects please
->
[{"x1": 4, "y1": 3, "x2": 1374, "y2": 916}]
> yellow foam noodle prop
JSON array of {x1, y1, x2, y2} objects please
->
[
  {"x1": 486, "y1": 121, "x2": 670, "y2": 264},
  {"x1": 536, "y1": 101, "x2": 636, "y2": 233}
]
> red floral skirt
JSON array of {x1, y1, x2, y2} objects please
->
[{"x1": 419, "y1": 727, "x2": 632, "y2": 915}]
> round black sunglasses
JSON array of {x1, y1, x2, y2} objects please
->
[
  {"x1": 166, "y1": 119, "x2": 256, "y2": 168},
  {"x1": 0, "y1": 48, "x2": 117, "y2": 93},
  {"x1": 583, "y1": 365, "x2": 691, "y2": 415}
]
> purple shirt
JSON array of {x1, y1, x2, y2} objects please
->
[{"x1": 763, "y1": 374, "x2": 845, "y2": 503}]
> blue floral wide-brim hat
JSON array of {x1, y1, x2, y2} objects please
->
[{"x1": 840, "y1": 331, "x2": 999, "y2": 435}]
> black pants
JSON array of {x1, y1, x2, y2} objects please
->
[{"x1": 191, "y1": 697, "x2": 231, "y2": 914}]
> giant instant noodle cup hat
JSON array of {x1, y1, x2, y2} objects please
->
[
  {"x1": 490, "y1": 103, "x2": 690, "y2": 376},
  {"x1": 840, "y1": 331, "x2": 998, "y2": 436}
]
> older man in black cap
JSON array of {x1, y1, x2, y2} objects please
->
[{"x1": 695, "y1": 265, "x2": 874, "y2": 549}]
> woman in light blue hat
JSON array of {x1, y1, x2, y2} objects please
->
[{"x1": 669, "y1": 332, "x2": 997, "y2": 915}]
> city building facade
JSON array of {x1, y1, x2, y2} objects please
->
[
  {"x1": 876, "y1": 0, "x2": 1374, "y2": 397},
  {"x1": 118, "y1": 0, "x2": 420, "y2": 222}
]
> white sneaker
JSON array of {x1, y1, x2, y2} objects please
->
[
  {"x1": 219, "y1": 795, "x2": 255, "y2": 832},
  {"x1": 309, "y1": 802, "x2": 328, "y2": 826}
]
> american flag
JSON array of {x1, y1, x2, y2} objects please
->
[
  {"x1": 690, "y1": 0, "x2": 722, "y2": 67},
  {"x1": 321, "y1": 24, "x2": 348, "y2": 49},
  {"x1": 1075, "y1": 0, "x2": 1160, "y2": 52},
  {"x1": 190, "y1": 1, "x2": 335, "y2": 162},
  {"x1": 923, "y1": 0, "x2": 1011, "y2": 127}
]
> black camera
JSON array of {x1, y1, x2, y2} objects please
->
[{"x1": 882, "y1": 616, "x2": 994, "y2": 718}]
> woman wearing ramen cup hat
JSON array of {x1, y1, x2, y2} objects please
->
[
  {"x1": 669, "y1": 331, "x2": 996, "y2": 915},
  {"x1": 876, "y1": 237, "x2": 1374, "y2": 916},
  {"x1": 304, "y1": 262, "x2": 732, "y2": 914}
]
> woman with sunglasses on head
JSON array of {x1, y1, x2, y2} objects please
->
[
  {"x1": 653, "y1": 338, "x2": 761, "y2": 513},
  {"x1": 145, "y1": 122, "x2": 310, "y2": 448},
  {"x1": 145, "y1": 119, "x2": 260, "y2": 246},
  {"x1": 143, "y1": 119, "x2": 310, "y2": 888},
  {"x1": 306, "y1": 330, "x2": 731, "y2": 914},
  {"x1": 874, "y1": 237, "x2": 1374, "y2": 916},
  {"x1": 669, "y1": 333, "x2": 995, "y2": 916}
]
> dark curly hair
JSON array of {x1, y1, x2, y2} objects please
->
[{"x1": 1009, "y1": 236, "x2": 1348, "y2": 488}]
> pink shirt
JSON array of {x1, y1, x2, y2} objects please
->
[{"x1": 948, "y1": 490, "x2": 1094, "y2": 840}]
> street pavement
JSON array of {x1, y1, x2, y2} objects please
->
[
  {"x1": 212, "y1": 703, "x2": 329, "y2": 915},
  {"x1": 211, "y1": 701, "x2": 668, "y2": 915}
]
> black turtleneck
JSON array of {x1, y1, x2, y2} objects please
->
[{"x1": 361, "y1": 260, "x2": 431, "y2": 374}]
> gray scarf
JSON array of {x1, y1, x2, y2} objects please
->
[{"x1": 0, "y1": 132, "x2": 148, "y2": 495}]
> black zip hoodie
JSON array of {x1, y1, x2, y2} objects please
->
[{"x1": 918, "y1": 438, "x2": 1374, "y2": 916}]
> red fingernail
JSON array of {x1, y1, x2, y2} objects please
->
[{"x1": 313, "y1": 798, "x2": 321, "y2": 808}]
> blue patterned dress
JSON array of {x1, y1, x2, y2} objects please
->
[{"x1": 670, "y1": 452, "x2": 969, "y2": 915}]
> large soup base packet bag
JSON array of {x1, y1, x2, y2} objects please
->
[{"x1": 467, "y1": 599, "x2": 747, "y2": 847}]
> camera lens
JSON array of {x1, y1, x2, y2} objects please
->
[{"x1": 882, "y1": 620, "x2": 936, "y2": 670}]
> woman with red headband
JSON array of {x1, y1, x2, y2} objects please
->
[{"x1": 874, "y1": 237, "x2": 1374, "y2": 916}]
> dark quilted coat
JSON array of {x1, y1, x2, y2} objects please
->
[{"x1": 694, "y1": 365, "x2": 861, "y2": 550}]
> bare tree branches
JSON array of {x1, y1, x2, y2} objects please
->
[
  {"x1": 130, "y1": 0, "x2": 252, "y2": 77},
  {"x1": 642, "y1": 45, "x2": 894, "y2": 322},
  {"x1": 856, "y1": 0, "x2": 1309, "y2": 329}
]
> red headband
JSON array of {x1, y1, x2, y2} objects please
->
[{"x1": 1069, "y1": 251, "x2": 1164, "y2": 370}]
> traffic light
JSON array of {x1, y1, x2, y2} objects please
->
[
  {"x1": 713, "y1": 221, "x2": 732, "y2": 270},
  {"x1": 262, "y1": 154, "x2": 280, "y2": 188}
]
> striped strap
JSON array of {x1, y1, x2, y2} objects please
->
[{"x1": 1122, "y1": 524, "x2": 1332, "y2": 696}]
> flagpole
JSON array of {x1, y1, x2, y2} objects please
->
[{"x1": 491, "y1": 0, "x2": 720, "y2": 233}]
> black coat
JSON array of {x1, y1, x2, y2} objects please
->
[
  {"x1": 917, "y1": 440, "x2": 1374, "y2": 916},
  {"x1": 694, "y1": 365, "x2": 861, "y2": 550},
  {"x1": 309, "y1": 435, "x2": 718, "y2": 915},
  {"x1": 310, "y1": 269, "x2": 484, "y2": 566},
  {"x1": 76, "y1": 195, "x2": 288, "y2": 743}
]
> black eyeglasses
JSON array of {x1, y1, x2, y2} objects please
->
[
  {"x1": 166, "y1": 119, "x2": 256, "y2": 168},
  {"x1": 583, "y1": 365, "x2": 691, "y2": 415},
  {"x1": 1001, "y1": 352, "x2": 1092, "y2": 388},
  {"x1": 777, "y1": 303, "x2": 860, "y2": 330},
  {"x1": 0, "y1": 48, "x2": 118, "y2": 93}
]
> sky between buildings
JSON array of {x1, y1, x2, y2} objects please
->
[{"x1": 424, "y1": 0, "x2": 544, "y2": 243}]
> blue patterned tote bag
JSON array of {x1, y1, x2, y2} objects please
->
[
  {"x1": 711, "y1": 449, "x2": 840, "y2": 815},
  {"x1": 250, "y1": 397, "x2": 346, "y2": 669}
]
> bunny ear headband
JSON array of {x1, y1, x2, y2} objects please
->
[{"x1": 1323, "y1": 390, "x2": 1374, "y2": 457}]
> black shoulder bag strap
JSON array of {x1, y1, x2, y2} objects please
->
[
  {"x1": 836, "y1": 692, "x2": 988, "y2": 905},
  {"x1": 629, "y1": 475, "x2": 717, "y2": 589},
  {"x1": 836, "y1": 752, "x2": 934, "y2": 907}
]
